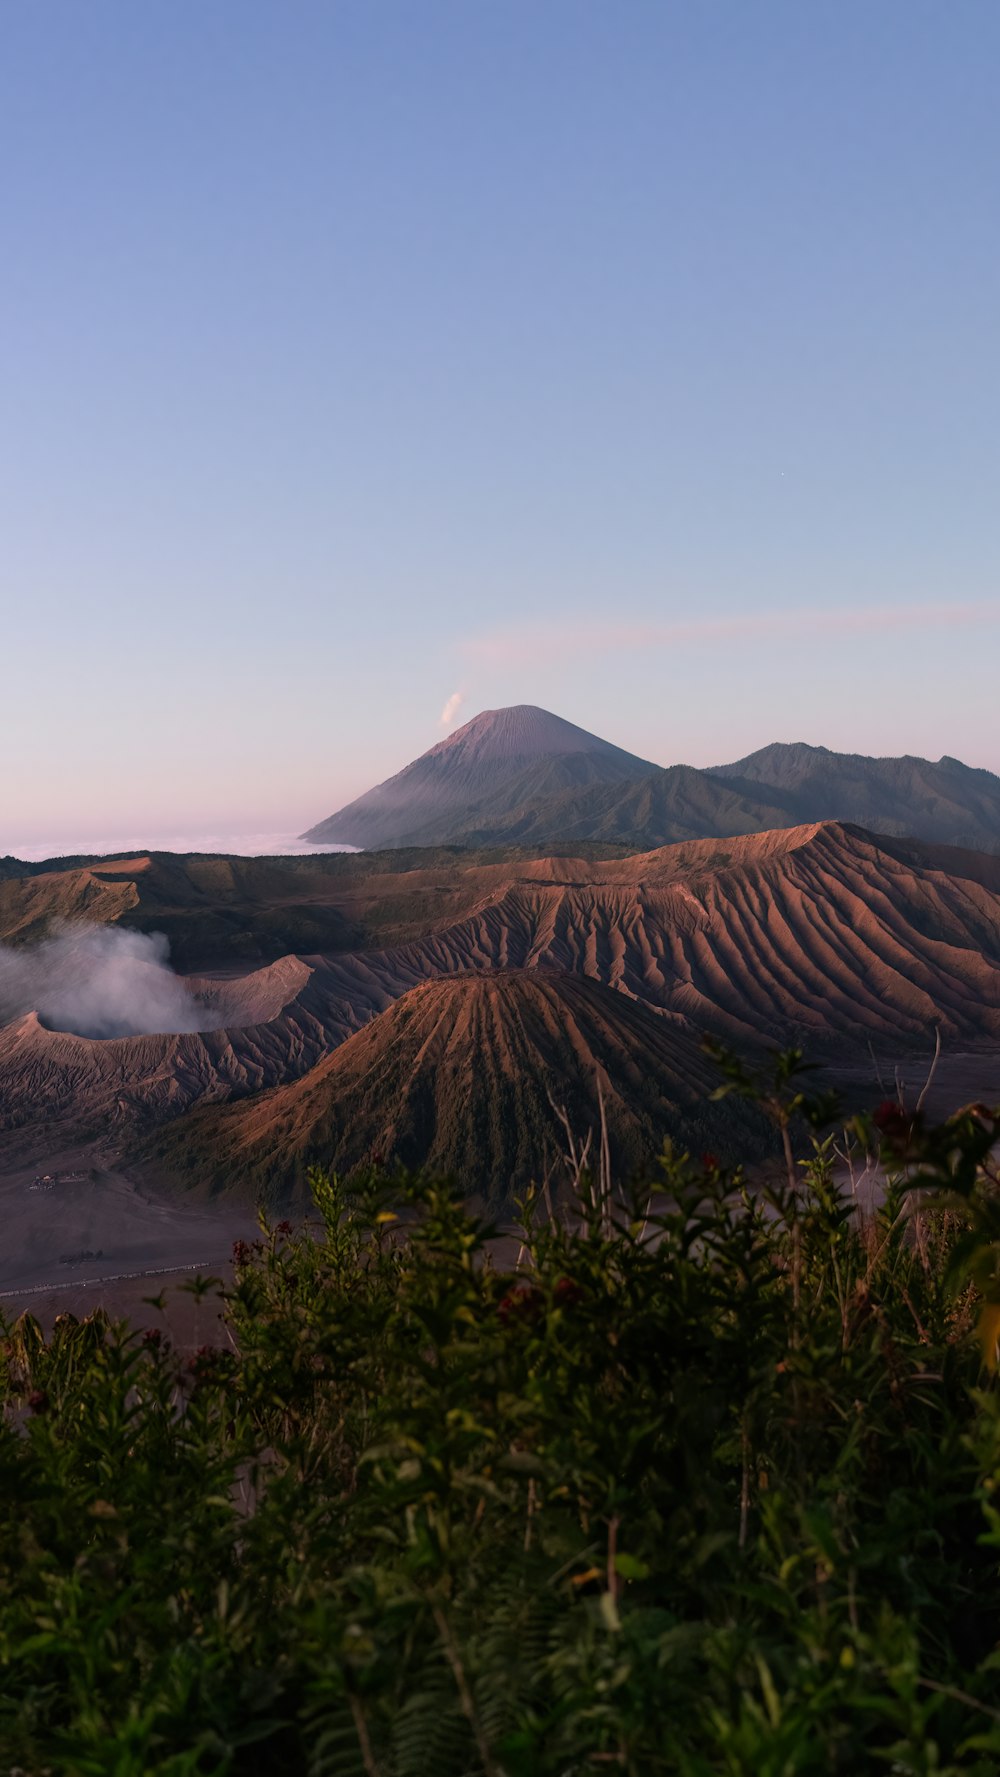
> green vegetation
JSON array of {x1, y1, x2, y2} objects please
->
[{"x1": 4, "y1": 1061, "x2": 1000, "y2": 1773}]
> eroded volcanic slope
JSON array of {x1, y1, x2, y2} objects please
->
[
  {"x1": 0, "y1": 852, "x2": 367, "y2": 966},
  {"x1": 4, "y1": 821, "x2": 1000, "y2": 1183},
  {"x1": 288, "y1": 823, "x2": 1000, "y2": 1050},
  {"x1": 0, "y1": 956, "x2": 331, "y2": 1157},
  {"x1": 150, "y1": 972, "x2": 768, "y2": 1202}
]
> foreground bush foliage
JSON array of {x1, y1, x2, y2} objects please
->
[{"x1": 4, "y1": 1059, "x2": 1000, "y2": 1773}]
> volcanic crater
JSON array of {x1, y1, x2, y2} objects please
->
[{"x1": 4, "y1": 819, "x2": 1000, "y2": 1193}]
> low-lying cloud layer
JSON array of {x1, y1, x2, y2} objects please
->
[
  {"x1": 0, "y1": 925, "x2": 206, "y2": 1039},
  {"x1": 7, "y1": 834, "x2": 362, "y2": 865}
]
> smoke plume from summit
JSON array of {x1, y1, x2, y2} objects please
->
[{"x1": 439, "y1": 691, "x2": 465, "y2": 728}]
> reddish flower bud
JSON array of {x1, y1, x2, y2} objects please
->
[
  {"x1": 873, "y1": 1100, "x2": 919, "y2": 1151},
  {"x1": 873, "y1": 1099, "x2": 902, "y2": 1129},
  {"x1": 554, "y1": 1277, "x2": 584, "y2": 1308},
  {"x1": 497, "y1": 1284, "x2": 544, "y2": 1326}
]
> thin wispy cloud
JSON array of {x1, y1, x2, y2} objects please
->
[
  {"x1": 462, "y1": 602, "x2": 1000, "y2": 665},
  {"x1": 439, "y1": 691, "x2": 465, "y2": 728}
]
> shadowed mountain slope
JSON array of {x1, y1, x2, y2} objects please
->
[
  {"x1": 706, "y1": 743, "x2": 1000, "y2": 852},
  {"x1": 404, "y1": 748, "x2": 1000, "y2": 853},
  {"x1": 149, "y1": 972, "x2": 768, "y2": 1202},
  {"x1": 301, "y1": 709, "x2": 1000, "y2": 853},
  {"x1": 302, "y1": 705, "x2": 657, "y2": 848},
  {"x1": 433, "y1": 763, "x2": 793, "y2": 848}
]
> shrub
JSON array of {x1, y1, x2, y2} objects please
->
[{"x1": 3, "y1": 1062, "x2": 1000, "y2": 1773}]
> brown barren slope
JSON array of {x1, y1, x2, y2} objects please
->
[
  {"x1": 294, "y1": 824, "x2": 1000, "y2": 1049},
  {"x1": 0, "y1": 957, "x2": 324, "y2": 1155},
  {"x1": 4, "y1": 823, "x2": 1000, "y2": 1180},
  {"x1": 0, "y1": 864, "x2": 142, "y2": 944},
  {"x1": 151, "y1": 972, "x2": 768, "y2": 1202}
]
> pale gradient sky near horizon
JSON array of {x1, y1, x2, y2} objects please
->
[{"x1": 3, "y1": 2, "x2": 999, "y2": 851}]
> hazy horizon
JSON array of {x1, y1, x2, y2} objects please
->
[
  {"x1": 4, "y1": 3, "x2": 999, "y2": 845},
  {"x1": 9, "y1": 700, "x2": 1000, "y2": 863},
  {"x1": 4, "y1": 831, "x2": 361, "y2": 865}
]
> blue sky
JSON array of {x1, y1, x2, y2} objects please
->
[{"x1": 3, "y1": 2, "x2": 998, "y2": 847}]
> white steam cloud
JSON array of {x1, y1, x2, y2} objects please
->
[
  {"x1": 439, "y1": 690, "x2": 465, "y2": 728},
  {"x1": 0, "y1": 925, "x2": 207, "y2": 1040}
]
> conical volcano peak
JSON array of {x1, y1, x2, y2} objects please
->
[
  {"x1": 428, "y1": 705, "x2": 638, "y2": 766},
  {"x1": 302, "y1": 705, "x2": 657, "y2": 848}
]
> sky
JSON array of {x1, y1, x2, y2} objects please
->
[{"x1": 2, "y1": 2, "x2": 999, "y2": 851}]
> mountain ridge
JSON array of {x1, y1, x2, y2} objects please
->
[{"x1": 303, "y1": 708, "x2": 1000, "y2": 854}]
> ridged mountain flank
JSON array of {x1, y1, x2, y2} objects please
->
[
  {"x1": 150, "y1": 971, "x2": 768, "y2": 1203},
  {"x1": 706, "y1": 743, "x2": 1000, "y2": 852},
  {"x1": 439, "y1": 746, "x2": 1000, "y2": 852},
  {"x1": 7, "y1": 823, "x2": 1000, "y2": 1179},
  {"x1": 302, "y1": 706, "x2": 657, "y2": 848}
]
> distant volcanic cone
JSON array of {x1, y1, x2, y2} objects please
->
[{"x1": 301, "y1": 705, "x2": 658, "y2": 849}]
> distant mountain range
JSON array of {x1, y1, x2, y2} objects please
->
[{"x1": 303, "y1": 706, "x2": 1000, "y2": 854}]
